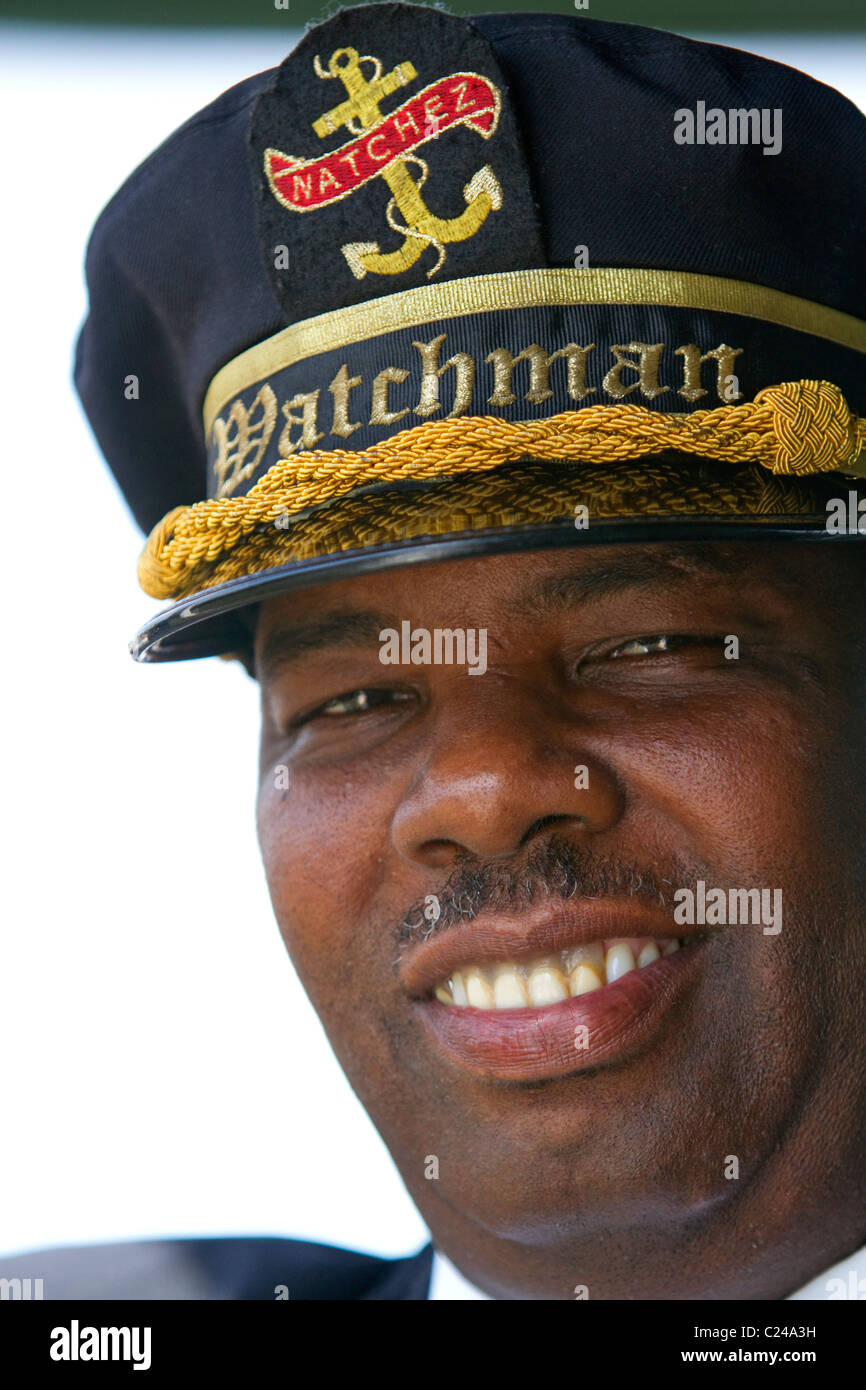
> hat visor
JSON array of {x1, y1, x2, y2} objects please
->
[{"x1": 130, "y1": 513, "x2": 836, "y2": 663}]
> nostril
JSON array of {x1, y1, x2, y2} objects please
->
[
  {"x1": 519, "y1": 814, "x2": 579, "y2": 847},
  {"x1": 416, "y1": 838, "x2": 464, "y2": 868}
]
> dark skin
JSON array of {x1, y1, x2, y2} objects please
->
[{"x1": 253, "y1": 540, "x2": 866, "y2": 1299}]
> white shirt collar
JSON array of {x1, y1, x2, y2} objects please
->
[{"x1": 428, "y1": 1242, "x2": 866, "y2": 1300}]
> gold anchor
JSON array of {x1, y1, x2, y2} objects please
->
[{"x1": 312, "y1": 46, "x2": 502, "y2": 279}]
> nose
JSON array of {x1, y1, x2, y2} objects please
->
[{"x1": 390, "y1": 679, "x2": 625, "y2": 869}]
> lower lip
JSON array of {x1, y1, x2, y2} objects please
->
[{"x1": 413, "y1": 941, "x2": 708, "y2": 1082}]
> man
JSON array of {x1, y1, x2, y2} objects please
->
[{"x1": 7, "y1": 3, "x2": 866, "y2": 1299}]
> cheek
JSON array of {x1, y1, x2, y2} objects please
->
[
  {"x1": 617, "y1": 689, "x2": 850, "y2": 879},
  {"x1": 255, "y1": 759, "x2": 393, "y2": 999}
]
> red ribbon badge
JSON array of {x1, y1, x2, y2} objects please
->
[{"x1": 265, "y1": 71, "x2": 501, "y2": 214}]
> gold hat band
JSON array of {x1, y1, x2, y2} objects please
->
[{"x1": 141, "y1": 380, "x2": 866, "y2": 602}]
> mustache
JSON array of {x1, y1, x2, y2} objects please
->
[{"x1": 396, "y1": 836, "x2": 709, "y2": 947}]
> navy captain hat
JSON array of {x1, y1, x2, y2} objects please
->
[{"x1": 72, "y1": 3, "x2": 866, "y2": 663}]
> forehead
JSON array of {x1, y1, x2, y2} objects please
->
[{"x1": 256, "y1": 541, "x2": 809, "y2": 629}]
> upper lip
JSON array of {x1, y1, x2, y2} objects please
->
[{"x1": 399, "y1": 896, "x2": 694, "y2": 998}]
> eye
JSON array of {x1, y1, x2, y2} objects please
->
[
  {"x1": 574, "y1": 632, "x2": 729, "y2": 685},
  {"x1": 296, "y1": 686, "x2": 414, "y2": 724},
  {"x1": 606, "y1": 634, "x2": 712, "y2": 659}
]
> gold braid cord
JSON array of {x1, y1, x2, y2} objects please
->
[{"x1": 139, "y1": 380, "x2": 866, "y2": 600}]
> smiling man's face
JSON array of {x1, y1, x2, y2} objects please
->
[{"x1": 254, "y1": 540, "x2": 866, "y2": 1299}]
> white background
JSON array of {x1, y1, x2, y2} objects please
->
[{"x1": 1, "y1": 21, "x2": 863, "y2": 1261}]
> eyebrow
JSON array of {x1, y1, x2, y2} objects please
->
[
  {"x1": 255, "y1": 545, "x2": 755, "y2": 681},
  {"x1": 257, "y1": 610, "x2": 390, "y2": 682},
  {"x1": 507, "y1": 546, "x2": 744, "y2": 618}
]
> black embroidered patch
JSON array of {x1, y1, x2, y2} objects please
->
[{"x1": 248, "y1": 1, "x2": 545, "y2": 323}]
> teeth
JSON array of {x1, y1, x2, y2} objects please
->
[
  {"x1": 564, "y1": 941, "x2": 606, "y2": 975},
  {"x1": 569, "y1": 963, "x2": 604, "y2": 995},
  {"x1": 605, "y1": 942, "x2": 636, "y2": 982},
  {"x1": 528, "y1": 962, "x2": 569, "y2": 1007},
  {"x1": 434, "y1": 936, "x2": 687, "y2": 1009},
  {"x1": 567, "y1": 942, "x2": 605, "y2": 996},
  {"x1": 493, "y1": 966, "x2": 530, "y2": 1009},
  {"x1": 464, "y1": 969, "x2": 495, "y2": 1010}
]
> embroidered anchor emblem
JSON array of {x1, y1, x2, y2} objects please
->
[{"x1": 264, "y1": 46, "x2": 503, "y2": 280}]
